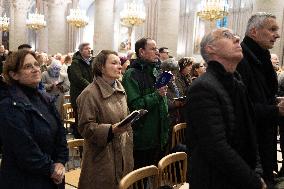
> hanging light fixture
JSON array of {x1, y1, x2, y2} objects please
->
[
  {"x1": 0, "y1": 13, "x2": 10, "y2": 32},
  {"x1": 26, "y1": 8, "x2": 46, "y2": 30},
  {"x1": 120, "y1": 0, "x2": 146, "y2": 27},
  {"x1": 197, "y1": 0, "x2": 229, "y2": 22},
  {"x1": 66, "y1": 8, "x2": 89, "y2": 28}
]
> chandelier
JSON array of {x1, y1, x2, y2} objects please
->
[
  {"x1": 120, "y1": 0, "x2": 146, "y2": 27},
  {"x1": 66, "y1": 8, "x2": 88, "y2": 28},
  {"x1": 26, "y1": 9, "x2": 46, "y2": 30},
  {"x1": 0, "y1": 13, "x2": 10, "y2": 32},
  {"x1": 197, "y1": 0, "x2": 229, "y2": 22}
]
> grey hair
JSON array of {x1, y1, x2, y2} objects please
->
[
  {"x1": 78, "y1": 42, "x2": 90, "y2": 52},
  {"x1": 245, "y1": 12, "x2": 276, "y2": 36},
  {"x1": 200, "y1": 31, "x2": 215, "y2": 63}
]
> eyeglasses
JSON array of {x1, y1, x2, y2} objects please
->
[{"x1": 22, "y1": 62, "x2": 41, "y2": 70}]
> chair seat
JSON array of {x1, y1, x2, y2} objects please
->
[
  {"x1": 65, "y1": 168, "x2": 81, "y2": 188},
  {"x1": 65, "y1": 118, "x2": 75, "y2": 124},
  {"x1": 174, "y1": 182, "x2": 189, "y2": 189}
]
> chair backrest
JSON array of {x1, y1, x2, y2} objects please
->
[
  {"x1": 64, "y1": 95, "x2": 71, "y2": 103},
  {"x1": 119, "y1": 165, "x2": 159, "y2": 189},
  {"x1": 63, "y1": 103, "x2": 74, "y2": 120},
  {"x1": 66, "y1": 139, "x2": 84, "y2": 170},
  {"x1": 171, "y1": 123, "x2": 187, "y2": 149},
  {"x1": 158, "y1": 152, "x2": 187, "y2": 187}
]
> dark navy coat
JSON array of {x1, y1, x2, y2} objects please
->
[{"x1": 0, "y1": 84, "x2": 68, "y2": 189}]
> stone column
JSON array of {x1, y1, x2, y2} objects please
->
[
  {"x1": 156, "y1": 0, "x2": 180, "y2": 57},
  {"x1": 253, "y1": 0, "x2": 284, "y2": 64},
  {"x1": 10, "y1": 0, "x2": 31, "y2": 51},
  {"x1": 37, "y1": 0, "x2": 48, "y2": 53},
  {"x1": 93, "y1": 0, "x2": 114, "y2": 55},
  {"x1": 47, "y1": 0, "x2": 68, "y2": 54},
  {"x1": 143, "y1": 0, "x2": 159, "y2": 41}
]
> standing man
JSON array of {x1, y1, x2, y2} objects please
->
[
  {"x1": 186, "y1": 28, "x2": 266, "y2": 189},
  {"x1": 159, "y1": 47, "x2": 170, "y2": 62},
  {"x1": 122, "y1": 37, "x2": 169, "y2": 169},
  {"x1": 68, "y1": 42, "x2": 94, "y2": 138},
  {"x1": 237, "y1": 12, "x2": 284, "y2": 187}
]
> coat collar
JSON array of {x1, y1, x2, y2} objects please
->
[{"x1": 94, "y1": 76, "x2": 125, "y2": 99}]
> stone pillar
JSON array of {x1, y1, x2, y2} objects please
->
[
  {"x1": 253, "y1": 0, "x2": 284, "y2": 64},
  {"x1": 37, "y1": 0, "x2": 48, "y2": 53},
  {"x1": 144, "y1": 0, "x2": 159, "y2": 41},
  {"x1": 156, "y1": 0, "x2": 180, "y2": 57},
  {"x1": 93, "y1": 0, "x2": 114, "y2": 55},
  {"x1": 47, "y1": 0, "x2": 68, "y2": 54},
  {"x1": 10, "y1": 0, "x2": 31, "y2": 51}
]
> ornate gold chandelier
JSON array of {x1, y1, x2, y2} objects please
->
[
  {"x1": 66, "y1": 8, "x2": 88, "y2": 28},
  {"x1": 120, "y1": 0, "x2": 146, "y2": 27},
  {"x1": 197, "y1": 0, "x2": 229, "y2": 22},
  {"x1": 0, "y1": 13, "x2": 10, "y2": 32},
  {"x1": 26, "y1": 9, "x2": 46, "y2": 30}
]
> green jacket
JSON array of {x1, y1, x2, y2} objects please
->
[
  {"x1": 68, "y1": 51, "x2": 93, "y2": 108},
  {"x1": 122, "y1": 59, "x2": 169, "y2": 150}
]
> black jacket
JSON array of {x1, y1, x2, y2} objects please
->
[
  {"x1": 68, "y1": 51, "x2": 93, "y2": 108},
  {"x1": 0, "y1": 84, "x2": 68, "y2": 189},
  {"x1": 186, "y1": 61, "x2": 261, "y2": 189}
]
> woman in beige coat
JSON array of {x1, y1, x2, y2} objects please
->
[{"x1": 76, "y1": 50, "x2": 134, "y2": 189}]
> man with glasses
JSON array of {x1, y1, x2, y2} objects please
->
[
  {"x1": 186, "y1": 28, "x2": 267, "y2": 189},
  {"x1": 237, "y1": 12, "x2": 284, "y2": 188},
  {"x1": 122, "y1": 37, "x2": 169, "y2": 169}
]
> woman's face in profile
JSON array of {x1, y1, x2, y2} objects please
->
[
  {"x1": 102, "y1": 54, "x2": 122, "y2": 80},
  {"x1": 11, "y1": 54, "x2": 41, "y2": 88}
]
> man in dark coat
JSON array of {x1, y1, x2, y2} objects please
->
[
  {"x1": 237, "y1": 12, "x2": 283, "y2": 187},
  {"x1": 68, "y1": 43, "x2": 93, "y2": 138},
  {"x1": 186, "y1": 28, "x2": 266, "y2": 189}
]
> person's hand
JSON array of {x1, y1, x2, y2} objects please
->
[
  {"x1": 51, "y1": 163, "x2": 65, "y2": 184},
  {"x1": 260, "y1": 178, "x2": 267, "y2": 189},
  {"x1": 112, "y1": 122, "x2": 131, "y2": 134},
  {"x1": 157, "y1": 86, "x2": 168, "y2": 97},
  {"x1": 277, "y1": 99, "x2": 284, "y2": 116}
]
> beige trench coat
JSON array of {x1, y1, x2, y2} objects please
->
[{"x1": 76, "y1": 76, "x2": 134, "y2": 189}]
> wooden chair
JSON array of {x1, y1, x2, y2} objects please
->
[
  {"x1": 119, "y1": 165, "x2": 159, "y2": 189},
  {"x1": 64, "y1": 95, "x2": 71, "y2": 103},
  {"x1": 171, "y1": 123, "x2": 187, "y2": 150},
  {"x1": 65, "y1": 139, "x2": 84, "y2": 188},
  {"x1": 63, "y1": 103, "x2": 75, "y2": 133},
  {"x1": 158, "y1": 152, "x2": 188, "y2": 188}
]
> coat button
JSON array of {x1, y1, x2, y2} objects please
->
[
  {"x1": 13, "y1": 102, "x2": 16, "y2": 105},
  {"x1": 40, "y1": 113, "x2": 43, "y2": 116}
]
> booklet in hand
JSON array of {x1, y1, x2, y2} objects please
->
[
  {"x1": 56, "y1": 81, "x2": 64, "y2": 86},
  {"x1": 173, "y1": 96, "x2": 187, "y2": 101},
  {"x1": 117, "y1": 109, "x2": 148, "y2": 128},
  {"x1": 155, "y1": 71, "x2": 173, "y2": 89}
]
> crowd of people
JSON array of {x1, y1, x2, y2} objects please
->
[{"x1": 0, "y1": 11, "x2": 283, "y2": 189}]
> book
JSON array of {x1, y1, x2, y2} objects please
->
[
  {"x1": 117, "y1": 109, "x2": 148, "y2": 128},
  {"x1": 155, "y1": 71, "x2": 173, "y2": 88},
  {"x1": 173, "y1": 96, "x2": 187, "y2": 101}
]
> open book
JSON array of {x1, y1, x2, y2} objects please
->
[
  {"x1": 173, "y1": 96, "x2": 187, "y2": 101},
  {"x1": 117, "y1": 109, "x2": 148, "y2": 128},
  {"x1": 155, "y1": 71, "x2": 173, "y2": 88}
]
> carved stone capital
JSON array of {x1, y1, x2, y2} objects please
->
[
  {"x1": 12, "y1": 0, "x2": 32, "y2": 12},
  {"x1": 48, "y1": 0, "x2": 71, "y2": 7}
]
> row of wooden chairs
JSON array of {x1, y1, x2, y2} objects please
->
[{"x1": 119, "y1": 152, "x2": 188, "y2": 189}]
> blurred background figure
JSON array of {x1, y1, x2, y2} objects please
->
[
  {"x1": 271, "y1": 53, "x2": 282, "y2": 76},
  {"x1": 190, "y1": 62, "x2": 206, "y2": 81},
  {"x1": 176, "y1": 57, "x2": 195, "y2": 97},
  {"x1": 159, "y1": 47, "x2": 170, "y2": 61},
  {"x1": 41, "y1": 59, "x2": 70, "y2": 118}
]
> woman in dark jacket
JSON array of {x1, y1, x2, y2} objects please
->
[{"x1": 0, "y1": 50, "x2": 68, "y2": 189}]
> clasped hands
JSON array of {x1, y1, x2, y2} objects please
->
[{"x1": 51, "y1": 163, "x2": 65, "y2": 185}]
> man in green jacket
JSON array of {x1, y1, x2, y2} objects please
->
[
  {"x1": 122, "y1": 37, "x2": 169, "y2": 169},
  {"x1": 68, "y1": 42, "x2": 94, "y2": 138}
]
